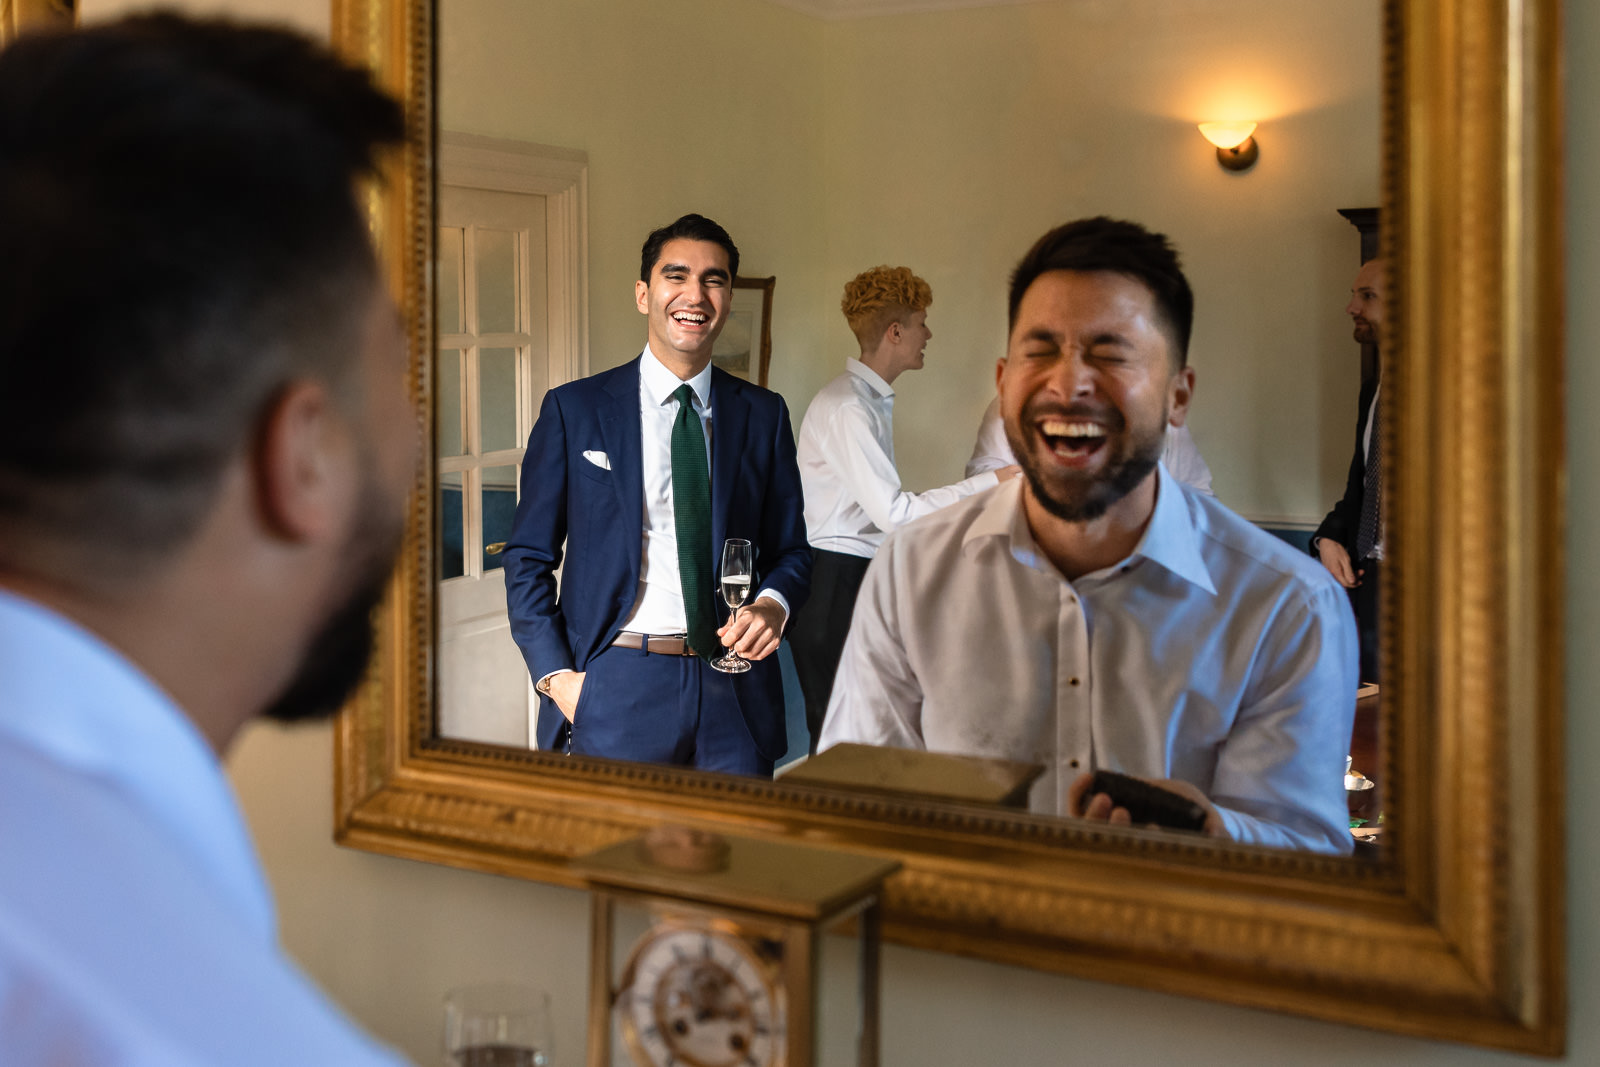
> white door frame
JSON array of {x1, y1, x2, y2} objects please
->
[
  {"x1": 440, "y1": 133, "x2": 589, "y2": 746},
  {"x1": 441, "y1": 131, "x2": 589, "y2": 389}
]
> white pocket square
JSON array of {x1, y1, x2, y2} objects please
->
[{"x1": 582, "y1": 450, "x2": 611, "y2": 471}]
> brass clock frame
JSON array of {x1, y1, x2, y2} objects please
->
[{"x1": 330, "y1": 0, "x2": 1566, "y2": 1054}]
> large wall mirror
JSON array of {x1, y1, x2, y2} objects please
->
[{"x1": 332, "y1": 0, "x2": 1565, "y2": 1053}]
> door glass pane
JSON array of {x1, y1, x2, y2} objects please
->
[
  {"x1": 437, "y1": 348, "x2": 464, "y2": 458},
  {"x1": 437, "y1": 226, "x2": 464, "y2": 334},
  {"x1": 479, "y1": 347, "x2": 519, "y2": 453},
  {"x1": 481, "y1": 464, "x2": 518, "y2": 573},
  {"x1": 439, "y1": 470, "x2": 465, "y2": 581},
  {"x1": 475, "y1": 228, "x2": 518, "y2": 334}
]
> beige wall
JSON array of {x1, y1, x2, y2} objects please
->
[
  {"x1": 440, "y1": 0, "x2": 830, "y2": 411},
  {"x1": 79, "y1": 0, "x2": 1598, "y2": 1063},
  {"x1": 441, "y1": 0, "x2": 1378, "y2": 523},
  {"x1": 817, "y1": 2, "x2": 1379, "y2": 520}
]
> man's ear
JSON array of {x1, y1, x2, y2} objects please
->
[
  {"x1": 635, "y1": 279, "x2": 650, "y2": 315},
  {"x1": 252, "y1": 380, "x2": 352, "y2": 542},
  {"x1": 1167, "y1": 365, "x2": 1196, "y2": 428},
  {"x1": 995, "y1": 356, "x2": 1008, "y2": 394}
]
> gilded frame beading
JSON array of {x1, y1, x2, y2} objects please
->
[{"x1": 330, "y1": 0, "x2": 1565, "y2": 1053}]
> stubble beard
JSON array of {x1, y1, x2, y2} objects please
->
[{"x1": 1004, "y1": 398, "x2": 1167, "y2": 524}]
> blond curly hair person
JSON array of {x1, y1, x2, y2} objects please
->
[{"x1": 788, "y1": 266, "x2": 1019, "y2": 749}]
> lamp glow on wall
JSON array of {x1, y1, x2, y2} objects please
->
[{"x1": 1199, "y1": 122, "x2": 1259, "y2": 172}]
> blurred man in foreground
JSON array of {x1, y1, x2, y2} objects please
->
[{"x1": 0, "y1": 16, "x2": 413, "y2": 1063}]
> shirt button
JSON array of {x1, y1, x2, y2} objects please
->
[
  {"x1": 1069, "y1": 759, "x2": 1080, "y2": 769},
  {"x1": 1069, "y1": 677, "x2": 1081, "y2": 686}
]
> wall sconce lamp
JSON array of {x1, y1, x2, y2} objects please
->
[{"x1": 1199, "y1": 122, "x2": 1259, "y2": 172}]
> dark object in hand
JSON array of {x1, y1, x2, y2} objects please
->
[{"x1": 1085, "y1": 770, "x2": 1208, "y2": 833}]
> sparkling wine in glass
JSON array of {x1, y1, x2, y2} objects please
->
[{"x1": 713, "y1": 538, "x2": 753, "y2": 674}]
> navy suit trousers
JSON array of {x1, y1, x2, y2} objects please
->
[{"x1": 565, "y1": 642, "x2": 773, "y2": 776}]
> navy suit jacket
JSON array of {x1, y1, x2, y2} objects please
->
[
  {"x1": 1312, "y1": 375, "x2": 1379, "y2": 558},
  {"x1": 502, "y1": 356, "x2": 812, "y2": 758}
]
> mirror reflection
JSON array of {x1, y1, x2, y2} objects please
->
[{"x1": 435, "y1": 0, "x2": 1381, "y2": 854}]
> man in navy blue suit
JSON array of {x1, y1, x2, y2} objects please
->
[{"x1": 503, "y1": 214, "x2": 811, "y2": 774}]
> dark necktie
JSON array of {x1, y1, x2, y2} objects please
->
[
  {"x1": 1355, "y1": 389, "x2": 1382, "y2": 561},
  {"x1": 670, "y1": 384, "x2": 718, "y2": 661}
]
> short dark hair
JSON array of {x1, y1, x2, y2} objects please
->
[
  {"x1": 0, "y1": 15, "x2": 405, "y2": 570},
  {"x1": 1007, "y1": 217, "x2": 1194, "y2": 367},
  {"x1": 639, "y1": 213, "x2": 740, "y2": 283}
]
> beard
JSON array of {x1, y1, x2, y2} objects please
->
[
  {"x1": 1005, "y1": 396, "x2": 1166, "y2": 523},
  {"x1": 1352, "y1": 320, "x2": 1376, "y2": 344},
  {"x1": 261, "y1": 460, "x2": 404, "y2": 725}
]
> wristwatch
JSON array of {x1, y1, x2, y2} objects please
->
[{"x1": 536, "y1": 673, "x2": 555, "y2": 697}]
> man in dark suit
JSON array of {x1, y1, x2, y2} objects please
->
[
  {"x1": 1312, "y1": 257, "x2": 1386, "y2": 682},
  {"x1": 503, "y1": 214, "x2": 810, "y2": 774}
]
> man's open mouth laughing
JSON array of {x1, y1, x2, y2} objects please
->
[{"x1": 1038, "y1": 415, "x2": 1110, "y2": 464}]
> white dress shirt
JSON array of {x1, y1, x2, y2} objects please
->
[
  {"x1": 797, "y1": 359, "x2": 999, "y2": 559},
  {"x1": 621, "y1": 346, "x2": 786, "y2": 635},
  {"x1": 819, "y1": 468, "x2": 1358, "y2": 854},
  {"x1": 1362, "y1": 381, "x2": 1385, "y2": 561},
  {"x1": 964, "y1": 395, "x2": 1215, "y2": 495},
  {"x1": 0, "y1": 590, "x2": 405, "y2": 1066}
]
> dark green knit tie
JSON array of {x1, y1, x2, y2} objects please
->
[{"x1": 671, "y1": 384, "x2": 718, "y2": 661}]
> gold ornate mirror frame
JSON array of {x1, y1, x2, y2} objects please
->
[{"x1": 330, "y1": 0, "x2": 1565, "y2": 1053}]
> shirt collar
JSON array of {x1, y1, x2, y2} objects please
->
[
  {"x1": 642, "y1": 344, "x2": 714, "y2": 410},
  {"x1": 846, "y1": 358, "x2": 895, "y2": 400},
  {"x1": 962, "y1": 463, "x2": 1217, "y2": 595},
  {"x1": 0, "y1": 589, "x2": 277, "y2": 942},
  {"x1": 1126, "y1": 463, "x2": 1216, "y2": 594}
]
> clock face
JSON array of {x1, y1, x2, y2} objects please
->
[{"x1": 618, "y1": 920, "x2": 785, "y2": 1067}]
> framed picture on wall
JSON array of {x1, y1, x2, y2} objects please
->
[{"x1": 712, "y1": 275, "x2": 774, "y2": 387}]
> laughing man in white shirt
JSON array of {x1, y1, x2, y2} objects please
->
[
  {"x1": 819, "y1": 219, "x2": 1358, "y2": 854},
  {"x1": 789, "y1": 266, "x2": 1019, "y2": 749}
]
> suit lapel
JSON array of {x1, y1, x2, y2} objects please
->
[
  {"x1": 710, "y1": 368, "x2": 752, "y2": 553},
  {"x1": 599, "y1": 357, "x2": 644, "y2": 587}
]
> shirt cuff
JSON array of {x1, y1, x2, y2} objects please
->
[
  {"x1": 753, "y1": 590, "x2": 790, "y2": 630},
  {"x1": 536, "y1": 668, "x2": 575, "y2": 690}
]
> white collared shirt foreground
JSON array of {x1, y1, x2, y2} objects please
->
[
  {"x1": 798, "y1": 359, "x2": 999, "y2": 559},
  {"x1": 0, "y1": 590, "x2": 406, "y2": 1066},
  {"x1": 818, "y1": 467, "x2": 1357, "y2": 854}
]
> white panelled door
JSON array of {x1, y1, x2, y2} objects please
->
[{"x1": 437, "y1": 185, "x2": 548, "y2": 747}]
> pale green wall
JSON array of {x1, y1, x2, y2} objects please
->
[
  {"x1": 439, "y1": 0, "x2": 830, "y2": 409},
  {"x1": 440, "y1": 0, "x2": 1378, "y2": 523},
  {"x1": 817, "y1": 2, "x2": 1379, "y2": 520},
  {"x1": 79, "y1": 0, "x2": 1597, "y2": 1063}
]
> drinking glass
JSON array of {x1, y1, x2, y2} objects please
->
[
  {"x1": 442, "y1": 982, "x2": 552, "y2": 1067},
  {"x1": 712, "y1": 538, "x2": 754, "y2": 674}
]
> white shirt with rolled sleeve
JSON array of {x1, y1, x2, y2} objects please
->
[
  {"x1": 818, "y1": 467, "x2": 1358, "y2": 854},
  {"x1": 798, "y1": 359, "x2": 999, "y2": 559}
]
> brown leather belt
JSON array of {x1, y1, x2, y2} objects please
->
[{"x1": 611, "y1": 632, "x2": 697, "y2": 656}]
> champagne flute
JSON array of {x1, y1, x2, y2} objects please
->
[{"x1": 713, "y1": 538, "x2": 754, "y2": 674}]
